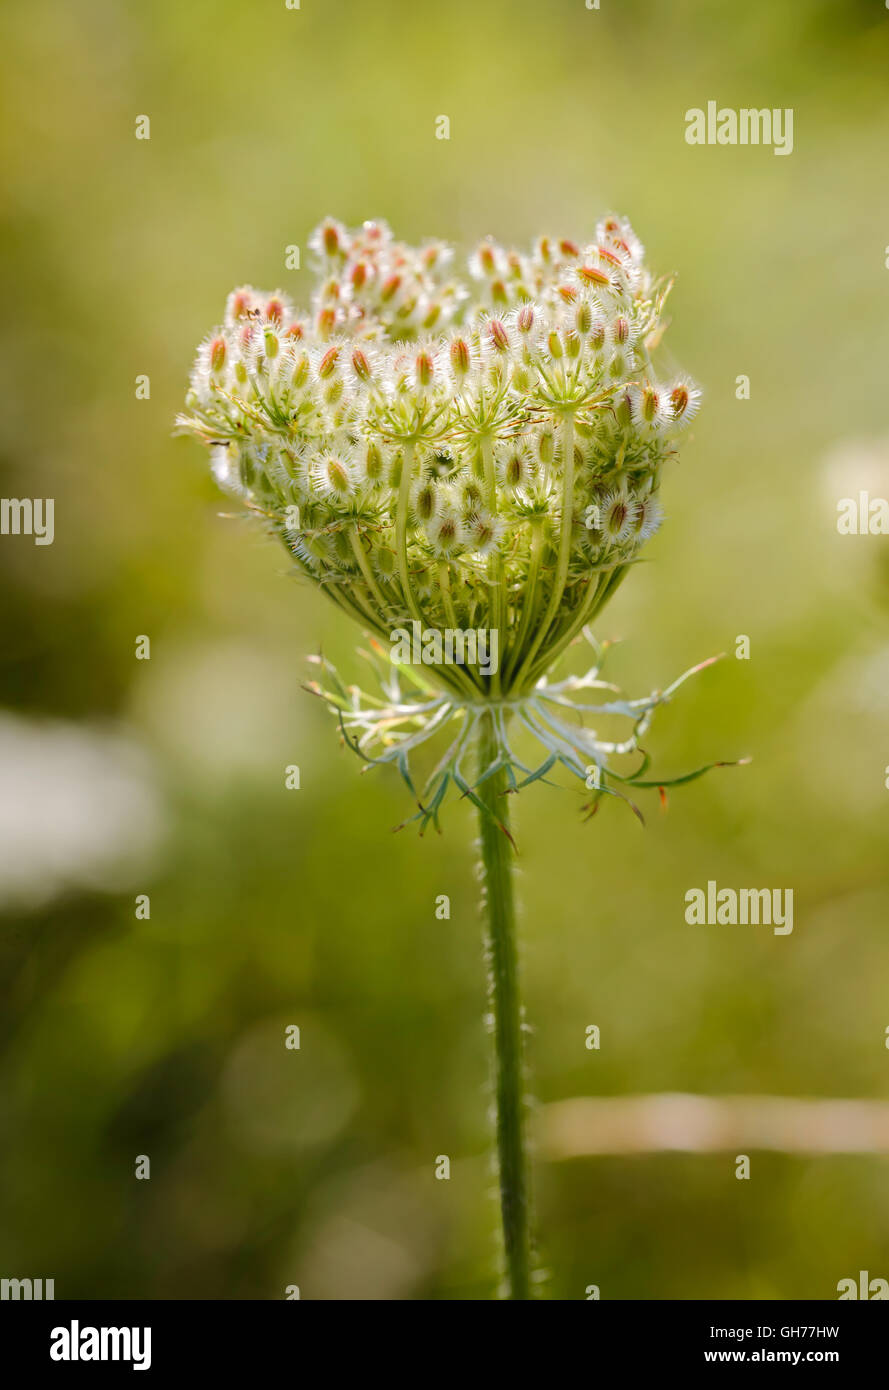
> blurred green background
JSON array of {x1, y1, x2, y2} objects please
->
[{"x1": 2, "y1": 0, "x2": 889, "y2": 1300}]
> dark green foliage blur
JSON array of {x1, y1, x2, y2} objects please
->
[{"x1": 1, "y1": 0, "x2": 888, "y2": 1299}]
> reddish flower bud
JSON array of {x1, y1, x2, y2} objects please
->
[
  {"x1": 578, "y1": 265, "x2": 610, "y2": 287},
  {"x1": 209, "y1": 337, "x2": 226, "y2": 372},
  {"x1": 415, "y1": 350, "x2": 434, "y2": 387},
  {"x1": 351, "y1": 348, "x2": 372, "y2": 382},
  {"x1": 319, "y1": 346, "x2": 340, "y2": 378},
  {"x1": 450, "y1": 338, "x2": 470, "y2": 376},
  {"x1": 489, "y1": 319, "x2": 509, "y2": 352},
  {"x1": 670, "y1": 385, "x2": 690, "y2": 417}
]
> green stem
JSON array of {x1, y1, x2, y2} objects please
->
[
  {"x1": 503, "y1": 518, "x2": 544, "y2": 685},
  {"x1": 512, "y1": 412, "x2": 575, "y2": 689},
  {"x1": 435, "y1": 561, "x2": 484, "y2": 698},
  {"x1": 395, "y1": 440, "x2": 425, "y2": 627},
  {"x1": 349, "y1": 525, "x2": 391, "y2": 618},
  {"x1": 438, "y1": 558, "x2": 460, "y2": 632},
  {"x1": 477, "y1": 713, "x2": 533, "y2": 1299},
  {"x1": 523, "y1": 560, "x2": 629, "y2": 688},
  {"x1": 481, "y1": 435, "x2": 504, "y2": 697}
]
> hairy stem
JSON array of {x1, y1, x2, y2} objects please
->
[{"x1": 477, "y1": 713, "x2": 533, "y2": 1299}]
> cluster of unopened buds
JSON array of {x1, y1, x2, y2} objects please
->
[{"x1": 179, "y1": 217, "x2": 734, "y2": 830}]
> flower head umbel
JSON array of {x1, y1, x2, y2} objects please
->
[{"x1": 179, "y1": 217, "x2": 738, "y2": 831}]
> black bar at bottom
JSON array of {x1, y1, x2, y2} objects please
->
[{"x1": 0, "y1": 1299, "x2": 883, "y2": 1375}]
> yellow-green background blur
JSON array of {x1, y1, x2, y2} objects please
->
[{"x1": 2, "y1": 0, "x2": 889, "y2": 1299}]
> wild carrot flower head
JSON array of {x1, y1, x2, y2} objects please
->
[
  {"x1": 178, "y1": 216, "x2": 699, "y2": 700},
  {"x1": 178, "y1": 217, "x2": 728, "y2": 829}
]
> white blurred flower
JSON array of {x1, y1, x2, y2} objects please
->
[{"x1": 0, "y1": 713, "x2": 164, "y2": 910}]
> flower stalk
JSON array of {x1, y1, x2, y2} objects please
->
[{"x1": 477, "y1": 712, "x2": 533, "y2": 1299}]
